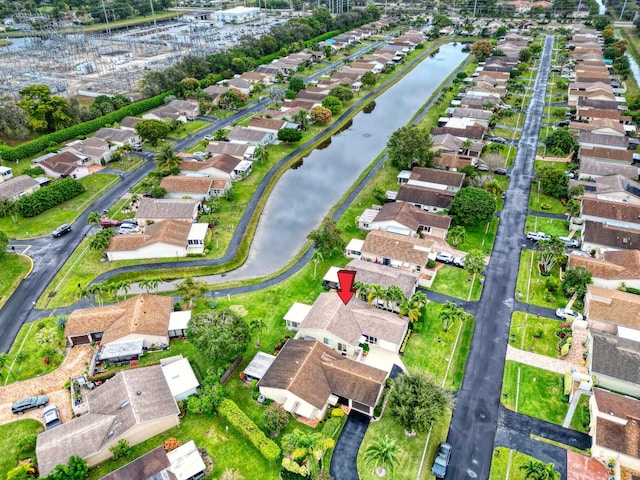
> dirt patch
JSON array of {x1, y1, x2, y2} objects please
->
[{"x1": 229, "y1": 305, "x2": 248, "y2": 317}]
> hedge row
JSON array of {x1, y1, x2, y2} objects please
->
[
  {"x1": 16, "y1": 177, "x2": 85, "y2": 217},
  {"x1": 217, "y1": 398, "x2": 281, "y2": 462},
  {"x1": 0, "y1": 92, "x2": 171, "y2": 162}
]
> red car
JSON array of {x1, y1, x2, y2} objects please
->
[{"x1": 100, "y1": 219, "x2": 119, "y2": 228}]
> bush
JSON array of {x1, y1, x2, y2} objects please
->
[
  {"x1": 163, "y1": 437, "x2": 182, "y2": 452},
  {"x1": 17, "y1": 434, "x2": 37, "y2": 455},
  {"x1": 321, "y1": 417, "x2": 342, "y2": 437},
  {"x1": 218, "y1": 398, "x2": 281, "y2": 462},
  {"x1": 331, "y1": 408, "x2": 345, "y2": 418},
  {"x1": 427, "y1": 260, "x2": 436, "y2": 268},
  {"x1": 15, "y1": 177, "x2": 85, "y2": 217},
  {"x1": 540, "y1": 202, "x2": 551, "y2": 210},
  {"x1": 109, "y1": 439, "x2": 131, "y2": 459}
]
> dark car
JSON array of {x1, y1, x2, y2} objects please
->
[
  {"x1": 431, "y1": 442, "x2": 452, "y2": 479},
  {"x1": 494, "y1": 168, "x2": 508, "y2": 175},
  {"x1": 100, "y1": 219, "x2": 119, "y2": 228},
  {"x1": 12, "y1": 395, "x2": 49, "y2": 414},
  {"x1": 52, "y1": 224, "x2": 72, "y2": 238},
  {"x1": 42, "y1": 405, "x2": 62, "y2": 430}
]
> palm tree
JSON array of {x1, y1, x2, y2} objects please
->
[
  {"x1": 399, "y1": 299, "x2": 421, "y2": 323},
  {"x1": 363, "y1": 435, "x2": 400, "y2": 478},
  {"x1": 293, "y1": 109, "x2": 309, "y2": 131},
  {"x1": 88, "y1": 283, "x2": 105, "y2": 306},
  {"x1": 353, "y1": 281, "x2": 368, "y2": 301},
  {"x1": 102, "y1": 282, "x2": 119, "y2": 302},
  {"x1": 410, "y1": 291, "x2": 428, "y2": 311},
  {"x1": 367, "y1": 284, "x2": 384, "y2": 307},
  {"x1": 213, "y1": 128, "x2": 227, "y2": 141},
  {"x1": 461, "y1": 139, "x2": 472, "y2": 155},
  {"x1": 78, "y1": 286, "x2": 93, "y2": 306},
  {"x1": 0, "y1": 353, "x2": 8, "y2": 378},
  {"x1": 519, "y1": 460, "x2": 560, "y2": 480},
  {"x1": 139, "y1": 277, "x2": 162, "y2": 294},
  {"x1": 484, "y1": 180, "x2": 503, "y2": 198},
  {"x1": 35, "y1": 327, "x2": 63, "y2": 357},
  {"x1": 116, "y1": 280, "x2": 131, "y2": 302},
  {"x1": 87, "y1": 211, "x2": 101, "y2": 228},
  {"x1": 282, "y1": 429, "x2": 334, "y2": 477},
  {"x1": 386, "y1": 285, "x2": 407, "y2": 312},
  {"x1": 311, "y1": 250, "x2": 323, "y2": 279},
  {"x1": 250, "y1": 318, "x2": 266, "y2": 347},
  {"x1": 154, "y1": 146, "x2": 180, "y2": 172},
  {"x1": 447, "y1": 225, "x2": 467, "y2": 247},
  {"x1": 439, "y1": 301, "x2": 459, "y2": 332},
  {"x1": 253, "y1": 144, "x2": 269, "y2": 163},
  {"x1": 14, "y1": 351, "x2": 28, "y2": 374}
]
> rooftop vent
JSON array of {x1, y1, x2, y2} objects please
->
[{"x1": 136, "y1": 391, "x2": 142, "y2": 396}]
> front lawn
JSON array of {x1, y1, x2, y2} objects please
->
[
  {"x1": 0, "y1": 173, "x2": 120, "y2": 238},
  {"x1": 569, "y1": 394, "x2": 591, "y2": 434},
  {"x1": 169, "y1": 120, "x2": 210, "y2": 139},
  {"x1": 1, "y1": 317, "x2": 66, "y2": 385},
  {"x1": 515, "y1": 249, "x2": 566, "y2": 309},
  {"x1": 0, "y1": 420, "x2": 44, "y2": 479},
  {"x1": 528, "y1": 190, "x2": 567, "y2": 215},
  {"x1": 524, "y1": 216, "x2": 569, "y2": 238},
  {"x1": 356, "y1": 407, "x2": 452, "y2": 480},
  {"x1": 403, "y1": 302, "x2": 474, "y2": 392},
  {"x1": 508, "y1": 312, "x2": 564, "y2": 359},
  {"x1": 430, "y1": 265, "x2": 483, "y2": 301},
  {"x1": 501, "y1": 361, "x2": 569, "y2": 426},
  {"x1": 456, "y1": 217, "x2": 499, "y2": 254},
  {"x1": 0, "y1": 254, "x2": 31, "y2": 309},
  {"x1": 489, "y1": 447, "x2": 540, "y2": 480}
]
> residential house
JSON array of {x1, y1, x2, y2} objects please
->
[
  {"x1": 431, "y1": 133, "x2": 463, "y2": 154},
  {"x1": 135, "y1": 198, "x2": 200, "y2": 225},
  {"x1": 357, "y1": 201, "x2": 452, "y2": 238},
  {"x1": 579, "y1": 146, "x2": 633, "y2": 165},
  {"x1": 433, "y1": 153, "x2": 476, "y2": 171},
  {"x1": 37, "y1": 151, "x2": 90, "y2": 179},
  {"x1": 106, "y1": 220, "x2": 209, "y2": 261},
  {"x1": 458, "y1": 94, "x2": 501, "y2": 109},
  {"x1": 583, "y1": 220, "x2": 640, "y2": 252},
  {"x1": 119, "y1": 116, "x2": 143, "y2": 131},
  {"x1": 400, "y1": 167, "x2": 465, "y2": 192},
  {"x1": 282, "y1": 99, "x2": 319, "y2": 111},
  {"x1": 296, "y1": 90, "x2": 328, "y2": 102},
  {"x1": 570, "y1": 119, "x2": 626, "y2": 137},
  {"x1": 160, "y1": 175, "x2": 230, "y2": 200},
  {"x1": 179, "y1": 154, "x2": 252, "y2": 180},
  {"x1": 576, "y1": 174, "x2": 640, "y2": 205},
  {"x1": 359, "y1": 229, "x2": 434, "y2": 272},
  {"x1": 322, "y1": 259, "x2": 419, "y2": 300},
  {"x1": 247, "y1": 117, "x2": 286, "y2": 135},
  {"x1": 227, "y1": 125, "x2": 274, "y2": 146},
  {"x1": 350, "y1": 61, "x2": 383, "y2": 73},
  {"x1": 259, "y1": 339, "x2": 387, "y2": 420},
  {"x1": 64, "y1": 137, "x2": 111, "y2": 165},
  {"x1": 568, "y1": 82, "x2": 615, "y2": 106},
  {"x1": 577, "y1": 108, "x2": 632, "y2": 124},
  {"x1": 444, "y1": 107, "x2": 493, "y2": 127},
  {"x1": 220, "y1": 78, "x2": 252, "y2": 95},
  {"x1": 578, "y1": 157, "x2": 639, "y2": 182},
  {"x1": 92, "y1": 127, "x2": 141, "y2": 148},
  {"x1": 0, "y1": 165, "x2": 12, "y2": 182},
  {"x1": 240, "y1": 71, "x2": 270, "y2": 85},
  {"x1": 588, "y1": 332, "x2": 640, "y2": 398},
  {"x1": 568, "y1": 250, "x2": 640, "y2": 289},
  {"x1": 64, "y1": 294, "x2": 174, "y2": 347},
  {"x1": 36, "y1": 366, "x2": 180, "y2": 476},
  {"x1": 202, "y1": 85, "x2": 229, "y2": 105},
  {"x1": 589, "y1": 388, "x2": 640, "y2": 473},
  {"x1": 0, "y1": 175, "x2": 40, "y2": 201},
  {"x1": 584, "y1": 284, "x2": 640, "y2": 337},
  {"x1": 143, "y1": 100, "x2": 200, "y2": 123},
  {"x1": 576, "y1": 96, "x2": 621, "y2": 111},
  {"x1": 581, "y1": 197, "x2": 640, "y2": 233},
  {"x1": 395, "y1": 185, "x2": 456, "y2": 212},
  {"x1": 205, "y1": 141, "x2": 253, "y2": 160}
]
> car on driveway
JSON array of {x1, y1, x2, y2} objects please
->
[
  {"x1": 116, "y1": 223, "x2": 140, "y2": 235},
  {"x1": 42, "y1": 405, "x2": 62, "y2": 430},
  {"x1": 476, "y1": 164, "x2": 489, "y2": 172},
  {"x1": 52, "y1": 224, "x2": 72, "y2": 238},
  {"x1": 100, "y1": 219, "x2": 119, "y2": 228},
  {"x1": 526, "y1": 231, "x2": 550, "y2": 241},
  {"x1": 494, "y1": 168, "x2": 508, "y2": 175},
  {"x1": 453, "y1": 256, "x2": 465, "y2": 268},
  {"x1": 431, "y1": 442, "x2": 452, "y2": 479},
  {"x1": 555, "y1": 308, "x2": 584, "y2": 321},
  {"x1": 559, "y1": 236, "x2": 580, "y2": 248},
  {"x1": 12, "y1": 395, "x2": 49, "y2": 414},
  {"x1": 436, "y1": 252, "x2": 454, "y2": 264}
]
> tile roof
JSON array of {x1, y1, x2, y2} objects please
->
[
  {"x1": 344, "y1": 259, "x2": 419, "y2": 298},
  {"x1": 592, "y1": 388, "x2": 640, "y2": 459},
  {"x1": 0, "y1": 174, "x2": 39, "y2": 200},
  {"x1": 372, "y1": 201, "x2": 452, "y2": 231},
  {"x1": 568, "y1": 253, "x2": 640, "y2": 281},
  {"x1": 65, "y1": 294, "x2": 174, "y2": 343},
  {"x1": 409, "y1": 167, "x2": 465, "y2": 188},
  {"x1": 93, "y1": 127, "x2": 136, "y2": 145},
  {"x1": 578, "y1": 108, "x2": 631, "y2": 121},
  {"x1": 36, "y1": 366, "x2": 178, "y2": 476},
  {"x1": 362, "y1": 229, "x2": 435, "y2": 267},
  {"x1": 434, "y1": 153, "x2": 474, "y2": 170},
  {"x1": 583, "y1": 220, "x2": 640, "y2": 250},
  {"x1": 579, "y1": 131, "x2": 629, "y2": 149},
  {"x1": 579, "y1": 146, "x2": 633, "y2": 163},
  {"x1": 259, "y1": 339, "x2": 387, "y2": 410},
  {"x1": 431, "y1": 133, "x2": 463, "y2": 152},
  {"x1": 396, "y1": 185, "x2": 455, "y2": 209},
  {"x1": 107, "y1": 219, "x2": 193, "y2": 252},
  {"x1": 590, "y1": 331, "x2": 640, "y2": 385},
  {"x1": 582, "y1": 197, "x2": 640, "y2": 224},
  {"x1": 159, "y1": 176, "x2": 214, "y2": 195},
  {"x1": 587, "y1": 284, "x2": 640, "y2": 329},
  {"x1": 135, "y1": 198, "x2": 200, "y2": 221}
]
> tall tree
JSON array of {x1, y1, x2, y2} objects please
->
[
  {"x1": 250, "y1": 318, "x2": 266, "y2": 347},
  {"x1": 464, "y1": 249, "x2": 485, "y2": 279},
  {"x1": 311, "y1": 250, "x2": 324, "y2": 279},
  {"x1": 269, "y1": 85, "x2": 286, "y2": 106},
  {"x1": 177, "y1": 277, "x2": 208, "y2": 308},
  {"x1": 253, "y1": 144, "x2": 269, "y2": 163},
  {"x1": 154, "y1": 145, "x2": 180, "y2": 172},
  {"x1": 135, "y1": 119, "x2": 170, "y2": 146},
  {"x1": 0, "y1": 229, "x2": 8, "y2": 260},
  {"x1": 439, "y1": 301, "x2": 467, "y2": 332},
  {"x1": 447, "y1": 225, "x2": 466, "y2": 247},
  {"x1": 186, "y1": 309, "x2": 249, "y2": 364},
  {"x1": 449, "y1": 188, "x2": 496, "y2": 226},
  {"x1": 387, "y1": 125, "x2": 434, "y2": 169},
  {"x1": 139, "y1": 277, "x2": 162, "y2": 293},
  {"x1": 87, "y1": 211, "x2": 101, "y2": 228},
  {"x1": 18, "y1": 84, "x2": 74, "y2": 132},
  {"x1": 307, "y1": 220, "x2": 345, "y2": 257},
  {"x1": 537, "y1": 237, "x2": 566, "y2": 275}
]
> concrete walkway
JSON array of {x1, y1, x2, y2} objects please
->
[
  {"x1": 505, "y1": 345, "x2": 575, "y2": 374},
  {"x1": 562, "y1": 388, "x2": 591, "y2": 428}
]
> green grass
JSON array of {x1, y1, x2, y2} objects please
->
[
  {"x1": 0, "y1": 420, "x2": 44, "y2": 479},
  {"x1": 143, "y1": 139, "x2": 175, "y2": 152},
  {"x1": 169, "y1": 120, "x2": 209, "y2": 139},
  {"x1": 356, "y1": 407, "x2": 452, "y2": 480},
  {"x1": 430, "y1": 265, "x2": 483, "y2": 301},
  {"x1": 456, "y1": 217, "x2": 499, "y2": 254},
  {"x1": 524, "y1": 216, "x2": 569, "y2": 238},
  {"x1": 403, "y1": 302, "x2": 475, "y2": 392},
  {"x1": 489, "y1": 447, "x2": 539, "y2": 480},
  {"x1": 515, "y1": 249, "x2": 566, "y2": 309},
  {"x1": 1, "y1": 317, "x2": 66, "y2": 385},
  {"x1": 107, "y1": 155, "x2": 146, "y2": 172},
  {"x1": 508, "y1": 312, "x2": 563, "y2": 358},
  {"x1": 0, "y1": 174, "x2": 120, "y2": 238},
  {"x1": 501, "y1": 361, "x2": 569, "y2": 426},
  {"x1": 569, "y1": 394, "x2": 591, "y2": 434},
  {"x1": 0, "y1": 254, "x2": 31, "y2": 309},
  {"x1": 492, "y1": 126, "x2": 520, "y2": 141}
]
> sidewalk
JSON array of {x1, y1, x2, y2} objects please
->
[{"x1": 505, "y1": 340, "x2": 587, "y2": 375}]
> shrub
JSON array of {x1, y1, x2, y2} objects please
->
[
  {"x1": 540, "y1": 202, "x2": 551, "y2": 210},
  {"x1": 17, "y1": 434, "x2": 37, "y2": 455},
  {"x1": 427, "y1": 260, "x2": 436, "y2": 268},
  {"x1": 321, "y1": 417, "x2": 342, "y2": 437},
  {"x1": 16, "y1": 177, "x2": 85, "y2": 217},
  {"x1": 109, "y1": 439, "x2": 131, "y2": 459},
  {"x1": 218, "y1": 398, "x2": 281, "y2": 462},
  {"x1": 163, "y1": 437, "x2": 182, "y2": 452},
  {"x1": 331, "y1": 408, "x2": 345, "y2": 418}
]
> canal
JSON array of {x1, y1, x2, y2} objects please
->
[{"x1": 202, "y1": 42, "x2": 469, "y2": 283}]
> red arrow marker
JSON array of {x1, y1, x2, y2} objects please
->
[{"x1": 336, "y1": 269, "x2": 356, "y2": 305}]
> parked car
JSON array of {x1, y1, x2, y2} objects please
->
[
  {"x1": 453, "y1": 256, "x2": 465, "y2": 268},
  {"x1": 436, "y1": 252, "x2": 454, "y2": 264},
  {"x1": 494, "y1": 168, "x2": 508, "y2": 175},
  {"x1": 526, "y1": 231, "x2": 550, "y2": 241},
  {"x1": 12, "y1": 395, "x2": 49, "y2": 414},
  {"x1": 492, "y1": 137, "x2": 507, "y2": 144},
  {"x1": 42, "y1": 405, "x2": 62, "y2": 430},
  {"x1": 100, "y1": 219, "x2": 119, "y2": 228},
  {"x1": 52, "y1": 224, "x2": 72, "y2": 238},
  {"x1": 116, "y1": 223, "x2": 140, "y2": 235},
  {"x1": 476, "y1": 164, "x2": 489, "y2": 172},
  {"x1": 556, "y1": 120, "x2": 570, "y2": 127},
  {"x1": 431, "y1": 442, "x2": 452, "y2": 479},
  {"x1": 132, "y1": 143, "x2": 142, "y2": 151},
  {"x1": 555, "y1": 308, "x2": 584, "y2": 322},
  {"x1": 559, "y1": 236, "x2": 580, "y2": 248},
  {"x1": 204, "y1": 135, "x2": 214, "y2": 141},
  {"x1": 119, "y1": 218, "x2": 138, "y2": 225}
]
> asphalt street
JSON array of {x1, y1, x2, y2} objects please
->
[{"x1": 444, "y1": 35, "x2": 558, "y2": 479}]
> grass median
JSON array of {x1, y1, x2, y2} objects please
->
[{"x1": 0, "y1": 254, "x2": 31, "y2": 309}]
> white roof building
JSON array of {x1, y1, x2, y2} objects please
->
[{"x1": 161, "y1": 356, "x2": 200, "y2": 401}]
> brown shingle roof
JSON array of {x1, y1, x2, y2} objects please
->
[
  {"x1": 396, "y1": 185, "x2": 455, "y2": 209},
  {"x1": 592, "y1": 388, "x2": 640, "y2": 458},
  {"x1": 362, "y1": 229, "x2": 435, "y2": 267},
  {"x1": 590, "y1": 331, "x2": 640, "y2": 385},
  {"x1": 434, "y1": 153, "x2": 474, "y2": 169},
  {"x1": 373, "y1": 201, "x2": 452, "y2": 231},
  {"x1": 64, "y1": 294, "x2": 173, "y2": 343},
  {"x1": 430, "y1": 125, "x2": 487, "y2": 140},
  {"x1": 584, "y1": 220, "x2": 640, "y2": 250},
  {"x1": 120, "y1": 116, "x2": 142, "y2": 129},
  {"x1": 579, "y1": 146, "x2": 633, "y2": 163},
  {"x1": 100, "y1": 446, "x2": 170, "y2": 480},
  {"x1": 247, "y1": 117, "x2": 286, "y2": 131},
  {"x1": 135, "y1": 198, "x2": 200, "y2": 221},
  {"x1": 582, "y1": 197, "x2": 640, "y2": 224},
  {"x1": 343, "y1": 259, "x2": 419, "y2": 298},
  {"x1": 40, "y1": 151, "x2": 83, "y2": 175},
  {"x1": 227, "y1": 126, "x2": 270, "y2": 142},
  {"x1": 578, "y1": 108, "x2": 631, "y2": 122},
  {"x1": 205, "y1": 142, "x2": 250, "y2": 158},
  {"x1": 0, "y1": 175, "x2": 39, "y2": 201},
  {"x1": 587, "y1": 284, "x2": 640, "y2": 329},
  {"x1": 259, "y1": 339, "x2": 387, "y2": 410},
  {"x1": 159, "y1": 176, "x2": 214, "y2": 195},
  {"x1": 107, "y1": 219, "x2": 193, "y2": 252},
  {"x1": 409, "y1": 167, "x2": 465, "y2": 188}
]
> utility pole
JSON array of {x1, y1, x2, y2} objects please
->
[
  {"x1": 473, "y1": 0, "x2": 478, "y2": 18},
  {"x1": 620, "y1": 0, "x2": 628, "y2": 20},
  {"x1": 100, "y1": 0, "x2": 111, "y2": 33},
  {"x1": 149, "y1": 0, "x2": 158, "y2": 34}
]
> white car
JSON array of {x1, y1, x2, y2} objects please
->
[
  {"x1": 204, "y1": 135, "x2": 214, "y2": 141},
  {"x1": 116, "y1": 223, "x2": 139, "y2": 235},
  {"x1": 453, "y1": 256, "x2": 465, "y2": 268},
  {"x1": 555, "y1": 308, "x2": 584, "y2": 322},
  {"x1": 436, "y1": 252, "x2": 454, "y2": 264}
]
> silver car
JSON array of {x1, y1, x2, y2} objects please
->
[{"x1": 42, "y1": 405, "x2": 62, "y2": 430}]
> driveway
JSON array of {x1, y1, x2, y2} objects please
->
[
  {"x1": 0, "y1": 345, "x2": 92, "y2": 426},
  {"x1": 330, "y1": 411, "x2": 370, "y2": 480}
]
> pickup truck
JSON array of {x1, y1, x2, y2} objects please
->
[
  {"x1": 431, "y1": 442, "x2": 452, "y2": 479},
  {"x1": 526, "y1": 232, "x2": 550, "y2": 241}
]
